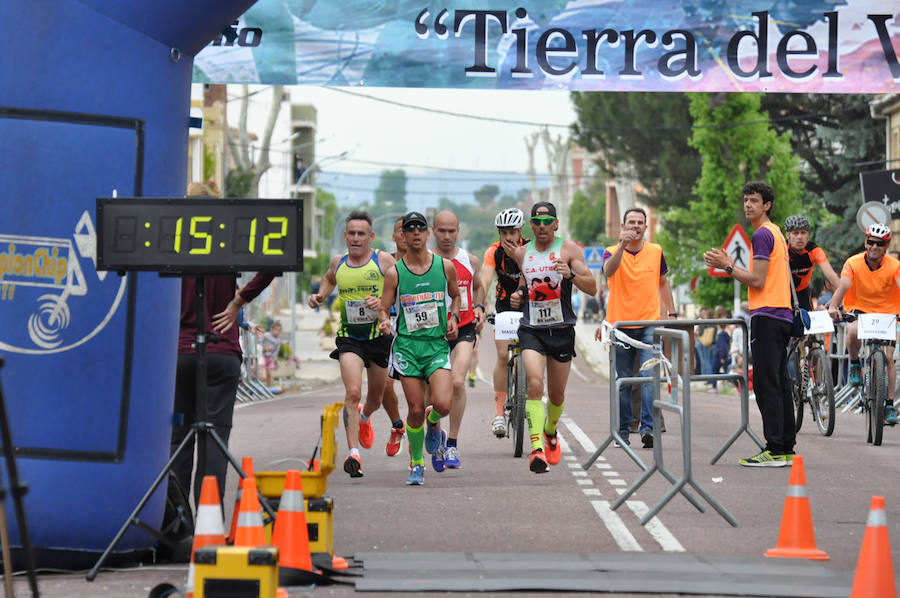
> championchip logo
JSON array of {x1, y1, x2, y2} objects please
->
[{"x1": 0, "y1": 211, "x2": 126, "y2": 354}]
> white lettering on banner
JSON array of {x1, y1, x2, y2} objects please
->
[
  {"x1": 857, "y1": 313, "x2": 897, "y2": 341},
  {"x1": 345, "y1": 299, "x2": 377, "y2": 324},
  {"x1": 493, "y1": 311, "x2": 522, "y2": 340},
  {"x1": 0, "y1": 211, "x2": 127, "y2": 354}
]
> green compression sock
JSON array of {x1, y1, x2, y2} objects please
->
[
  {"x1": 427, "y1": 407, "x2": 443, "y2": 426},
  {"x1": 545, "y1": 398, "x2": 565, "y2": 436},
  {"x1": 525, "y1": 399, "x2": 546, "y2": 451},
  {"x1": 407, "y1": 422, "x2": 425, "y2": 465}
]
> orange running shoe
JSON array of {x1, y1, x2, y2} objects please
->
[
  {"x1": 529, "y1": 449, "x2": 548, "y2": 474},
  {"x1": 358, "y1": 405, "x2": 374, "y2": 449},
  {"x1": 385, "y1": 422, "x2": 405, "y2": 457},
  {"x1": 543, "y1": 431, "x2": 561, "y2": 465}
]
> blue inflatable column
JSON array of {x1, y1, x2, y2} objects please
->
[{"x1": 0, "y1": 0, "x2": 256, "y2": 566}]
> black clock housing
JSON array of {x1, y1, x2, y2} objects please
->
[{"x1": 96, "y1": 197, "x2": 303, "y2": 273}]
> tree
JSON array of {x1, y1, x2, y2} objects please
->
[
  {"x1": 571, "y1": 92, "x2": 699, "y2": 211},
  {"x1": 372, "y1": 169, "x2": 408, "y2": 218},
  {"x1": 659, "y1": 93, "x2": 802, "y2": 308},
  {"x1": 568, "y1": 179, "x2": 608, "y2": 246},
  {"x1": 473, "y1": 184, "x2": 501, "y2": 207},
  {"x1": 759, "y1": 94, "x2": 885, "y2": 260},
  {"x1": 224, "y1": 84, "x2": 284, "y2": 198}
]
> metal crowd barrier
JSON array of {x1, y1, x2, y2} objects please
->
[
  {"x1": 238, "y1": 328, "x2": 275, "y2": 402},
  {"x1": 582, "y1": 317, "x2": 759, "y2": 526}
]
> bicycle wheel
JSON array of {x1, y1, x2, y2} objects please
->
[
  {"x1": 512, "y1": 353, "x2": 527, "y2": 458},
  {"x1": 505, "y1": 346, "x2": 515, "y2": 439},
  {"x1": 789, "y1": 345, "x2": 804, "y2": 433},
  {"x1": 807, "y1": 348, "x2": 835, "y2": 437},
  {"x1": 871, "y1": 350, "x2": 887, "y2": 446}
]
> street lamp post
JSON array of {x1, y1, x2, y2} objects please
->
[{"x1": 289, "y1": 149, "x2": 352, "y2": 361}]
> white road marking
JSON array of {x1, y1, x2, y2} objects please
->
[
  {"x1": 583, "y1": 488, "x2": 602, "y2": 496},
  {"x1": 626, "y1": 501, "x2": 686, "y2": 552},
  {"x1": 561, "y1": 417, "x2": 685, "y2": 553},
  {"x1": 590, "y1": 501, "x2": 643, "y2": 552},
  {"x1": 576, "y1": 479, "x2": 594, "y2": 485},
  {"x1": 570, "y1": 362, "x2": 589, "y2": 382},
  {"x1": 572, "y1": 470, "x2": 588, "y2": 477},
  {"x1": 560, "y1": 416, "x2": 597, "y2": 452}
]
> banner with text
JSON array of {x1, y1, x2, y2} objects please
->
[{"x1": 194, "y1": 0, "x2": 900, "y2": 92}]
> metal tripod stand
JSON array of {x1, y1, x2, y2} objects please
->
[
  {"x1": 86, "y1": 275, "x2": 276, "y2": 582},
  {"x1": 0, "y1": 359, "x2": 40, "y2": 597}
]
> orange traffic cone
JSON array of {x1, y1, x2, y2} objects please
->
[
  {"x1": 232, "y1": 476, "x2": 267, "y2": 547},
  {"x1": 850, "y1": 496, "x2": 896, "y2": 598},
  {"x1": 765, "y1": 455, "x2": 829, "y2": 560},
  {"x1": 272, "y1": 470, "x2": 315, "y2": 585},
  {"x1": 227, "y1": 457, "x2": 256, "y2": 544},
  {"x1": 185, "y1": 476, "x2": 226, "y2": 598}
]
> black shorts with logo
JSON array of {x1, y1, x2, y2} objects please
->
[
  {"x1": 449, "y1": 322, "x2": 477, "y2": 352},
  {"x1": 329, "y1": 335, "x2": 392, "y2": 369},
  {"x1": 517, "y1": 325, "x2": 576, "y2": 363}
]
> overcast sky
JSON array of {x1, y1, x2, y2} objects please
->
[
  {"x1": 205, "y1": 84, "x2": 581, "y2": 201},
  {"x1": 290, "y1": 86, "x2": 579, "y2": 175}
]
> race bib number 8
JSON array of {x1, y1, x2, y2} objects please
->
[
  {"x1": 346, "y1": 299, "x2": 377, "y2": 324},
  {"x1": 530, "y1": 298, "x2": 563, "y2": 325},
  {"x1": 404, "y1": 302, "x2": 439, "y2": 331}
]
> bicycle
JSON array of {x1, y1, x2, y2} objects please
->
[
  {"x1": 787, "y1": 332, "x2": 836, "y2": 436},
  {"x1": 488, "y1": 313, "x2": 527, "y2": 457},
  {"x1": 841, "y1": 313, "x2": 894, "y2": 446}
]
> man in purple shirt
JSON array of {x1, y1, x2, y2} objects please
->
[{"x1": 169, "y1": 183, "x2": 278, "y2": 510}]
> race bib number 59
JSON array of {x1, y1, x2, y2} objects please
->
[{"x1": 404, "y1": 302, "x2": 439, "y2": 331}]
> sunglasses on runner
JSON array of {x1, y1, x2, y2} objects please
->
[
  {"x1": 531, "y1": 216, "x2": 556, "y2": 226},
  {"x1": 866, "y1": 238, "x2": 887, "y2": 247},
  {"x1": 403, "y1": 223, "x2": 428, "y2": 232}
]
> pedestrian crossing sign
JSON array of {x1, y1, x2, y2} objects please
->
[
  {"x1": 584, "y1": 246, "x2": 605, "y2": 270},
  {"x1": 708, "y1": 224, "x2": 751, "y2": 277}
]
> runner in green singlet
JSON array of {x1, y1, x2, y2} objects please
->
[{"x1": 378, "y1": 211, "x2": 461, "y2": 486}]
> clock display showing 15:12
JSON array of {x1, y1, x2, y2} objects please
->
[
  {"x1": 96, "y1": 198, "x2": 302, "y2": 272},
  {"x1": 140, "y1": 215, "x2": 287, "y2": 255}
]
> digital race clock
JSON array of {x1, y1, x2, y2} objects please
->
[{"x1": 96, "y1": 197, "x2": 303, "y2": 273}]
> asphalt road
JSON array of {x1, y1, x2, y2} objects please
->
[{"x1": 17, "y1": 321, "x2": 900, "y2": 597}]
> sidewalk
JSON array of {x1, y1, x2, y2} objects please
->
[
  {"x1": 272, "y1": 304, "x2": 341, "y2": 388},
  {"x1": 575, "y1": 320, "x2": 609, "y2": 379}
]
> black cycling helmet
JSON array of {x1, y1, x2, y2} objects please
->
[{"x1": 784, "y1": 214, "x2": 810, "y2": 232}]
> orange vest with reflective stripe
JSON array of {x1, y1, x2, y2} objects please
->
[
  {"x1": 842, "y1": 253, "x2": 900, "y2": 314},
  {"x1": 605, "y1": 242, "x2": 662, "y2": 325},
  {"x1": 748, "y1": 222, "x2": 791, "y2": 310}
]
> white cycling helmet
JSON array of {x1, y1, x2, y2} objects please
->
[
  {"x1": 866, "y1": 222, "x2": 892, "y2": 241},
  {"x1": 494, "y1": 208, "x2": 524, "y2": 229}
]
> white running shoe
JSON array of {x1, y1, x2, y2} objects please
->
[{"x1": 491, "y1": 415, "x2": 507, "y2": 438}]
